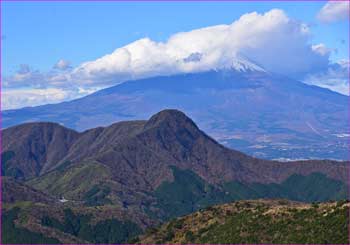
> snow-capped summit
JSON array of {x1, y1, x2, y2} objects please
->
[
  {"x1": 223, "y1": 53, "x2": 267, "y2": 72},
  {"x1": 229, "y1": 53, "x2": 266, "y2": 73},
  {"x1": 182, "y1": 51, "x2": 266, "y2": 73}
]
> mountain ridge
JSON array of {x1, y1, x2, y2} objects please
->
[{"x1": 3, "y1": 109, "x2": 349, "y2": 185}]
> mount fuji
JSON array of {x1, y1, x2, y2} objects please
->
[{"x1": 3, "y1": 56, "x2": 348, "y2": 160}]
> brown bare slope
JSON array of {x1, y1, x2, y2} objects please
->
[
  {"x1": 1, "y1": 177, "x2": 55, "y2": 204},
  {"x1": 2, "y1": 122, "x2": 79, "y2": 179}
]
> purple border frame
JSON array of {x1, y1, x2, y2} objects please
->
[{"x1": 0, "y1": 0, "x2": 349, "y2": 244}]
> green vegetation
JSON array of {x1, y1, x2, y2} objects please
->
[
  {"x1": 140, "y1": 200, "x2": 350, "y2": 244},
  {"x1": 55, "y1": 161, "x2": 73, "y2": 172},
  {"x1": 1, "y1": 151, "x2": 15, "y2": 168},
  {"x1": 27, "y1": 162, "x2": 112, "y2": 200},
  {"x1": 185, "y1": 230, "x2": 195, "y2": 242},
  {"x1": 198, "y1": 204, "x2": 349, "y2": 243},
  {"x1": 83, "y1": 185, "x2": 112, "y2": 206},
  {"x1": 41, "y1": 208, "x2": 141, "y2": 243},
  {"x1": 2, "y1": 207, "x2": 60, "y2": 244},
  {"x1": 4, "y1": 165, "x2": 347, "y2": 244},
  {"x1": 154, "y1": 166, "x2": 347, "y2": 220},
  {"x1": 1, "y1": 151, "x2": 24, "y2": 179},
  {"x1": 224, "y1": 172, "x2": 347, "y2": 202},
  {"x1": 154, "y1": 166, "x2": 226, "y2": 219}
]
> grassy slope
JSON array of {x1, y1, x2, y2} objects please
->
[
  {"x1": 140, "y1": 199, "x2": 350, "y2": 244},
  {"x1": 1, "y1": 151, "x2": 24, "y2": 179},
  {"x1": 27, "y1": 162, "x2": 113, "y2": 203},
  {"x1": 1, "y1": 202, "x2": 143, "y2": 244},
  {"x1": 153, "y1": 166, "x2": 347, "y2": 220},
  {"x1": 26, "y1": 164, "x2": 347, "y2": 221},
  {"x1": 40, "y1": 208, "x2": 141, "y2": 243},
  {"x1": 2, "y1": 163, "x2": 348, "y2": 244},
  {"x1": 2, "y1": 207, "x2": 60, "y2": 244}
]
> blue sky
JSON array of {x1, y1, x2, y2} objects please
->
[
  {"x1": 3, "y1": 1, "x2": 348, "y2": 75},
  {"x1": 2, "y1": 1, "x2": 349, "y2": 109}
]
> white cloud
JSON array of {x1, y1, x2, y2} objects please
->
[
  {"x1": 54, "y1": 59, "x2": 71, "y2": 70},
  {"x1": 3, "y1": 64, "x2": 71, "y2": 89},
  {"x1": 72, "y1": 9, "x2": 329, "y2": 86},
  {"x1": 17, "y1": 64, "x2": 31, "y2": 74},
  {"x1": 2, "y1": 88, "x2": 72, "y2": 110},
  {"x1": 3, "y1": 65, "x2": 44, "y2": 88},
  {"x1": 311, "y1": 43, "x2": 333, "y2": 56},
  {"x1": 2, "y1": 87, "x2": 99, "y2": 110},
  {"x1": 317, "y1": 1, "x2": 350, "y2": 23},
  {"x1": 304, "y1": 59, "x2": 349, "y2": 95}
]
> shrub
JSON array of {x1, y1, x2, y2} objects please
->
[{"x1": 185, "y1": 230, "x2": 195, "y2": 242}]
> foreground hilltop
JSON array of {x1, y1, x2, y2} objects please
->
[{"x1": 140, "y1": 199, "x2": 350, "y2": 244}]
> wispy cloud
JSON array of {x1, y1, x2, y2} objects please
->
[
  {"x1": 317, "y1": 1, "x2": 349, "y2": 23},
  {"x1": 311, "y1": 43, "x2": 333, "y2": 56},
  {"x1": 2, "y1": 87, "x2": 100, "y2": 110},
  {"x1": 3, "y1": 88, "x2": 75, "y2": 110},
  {"x1": 53, "y1": 59, "x2": 72, "y2": 70},
  {"x1": 303, "y1": 59, "x2": 349, "y2": 95}
]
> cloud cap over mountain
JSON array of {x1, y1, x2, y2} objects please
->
[{"x1": 72, "y1": 9, "x2": 328, "y2": 86}]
